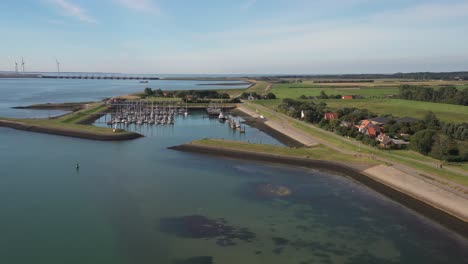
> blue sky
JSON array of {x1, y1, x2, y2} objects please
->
[{"x1": 1, "y1": 0, "x2": 468, "y2": 74}]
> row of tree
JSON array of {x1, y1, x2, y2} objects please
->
[
  {"x1": 258, "y1": 71, "x2": 468, "y2": 80},
  {"x1": 143, "y1": 88, "x2": 231, "y2": 99},
  {"x1": 277, "y1": 98, "x2": 467, "y2": 162},
  {"x1": 240, "y1": 92, "x2": 276, "y2": 100},
  {"x1": 398, "y1": 85, "x2": 468, "y2": 105}
]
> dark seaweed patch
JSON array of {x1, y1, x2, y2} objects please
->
[
  {"x1": 272, "y1": 247, "x2": 284, "y2": 254},
  {"x1": 160, "y1": 215, "x2": 255, "y2": 247},
  {"x1": 272, "y1": 237, "x2": 290, "y2": 246},
  {"x1": 173, "y1": 256, "x2": 213, "y2": 264}
]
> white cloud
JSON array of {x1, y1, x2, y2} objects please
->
[
  {"x1": 241, "y1": 0, "x2": 257, "y2": 10},
  {"x1": 117, "y1": 0, "x2": 160, "y2": 14},
  {"x1": 49, "y1": 0, "x2": 97, "y2": 24}
]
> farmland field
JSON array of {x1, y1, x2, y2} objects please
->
[
  {"x1": 269, "y1": 80, "x2": 468, "y2": 99},
  {"x1": 251, "y1": 99, "x2": 468, "y2": 123},
  {"x1": 270, "y1": 83, "x2": 398, "y2": 98},
  {"x1": 313, "y1": 99, "x2": 468, "y2": 123}
]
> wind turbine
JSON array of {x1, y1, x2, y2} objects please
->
[
  {"x1": 56, "y1": 59, "x2": 61, "y2": 75},
  {"x1": 21, "y1": 57, "x2": 25, "y2": 73}
]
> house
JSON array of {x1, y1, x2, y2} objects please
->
[
  {"x1": 342, "y1": 95, "x2": 353, "y2": 100},
  {"x1": 340, "y1": 121, "x2": 353, "y2": 128},
  {"x1": 370, "y1": 117, "x2": 391, "y2": 126},
  {"x1": 324, "y1": 112, "x2": 339, "y2": 120},
  {"x1": 365, "y1": 124, "x2": 380, "y2": 137},
  {"x1": 358, "y1": 119, "x2": 380, "y2": 137},
  {"x1": 378, "y1": 133, "x2": 410, "y2": 149},
  {"x1": 358, "y1": 120, "x2": 370, "y2": 132},
  {"x1": 391, "y1": 139, "x2": 410, "y2": 148},
  {"x1": 377, "y1": 134, "x2": 392, "y2": 147},
  {"x1": 396, "y1": 117, "x2": 418, "y2": 124}
]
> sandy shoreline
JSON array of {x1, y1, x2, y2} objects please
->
[{"x1": 170, "y1": 143, "x2": 468, "y2": 237}]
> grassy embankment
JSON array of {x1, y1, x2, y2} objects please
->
[
  {"x1": 219, "y1": 80, "x2": 270, "y2": 97},
  {"x1": 0, "y1": 103, "x2": 136, "y2": 136},
  {"x1": 244, "y1": 101, "x2": 468, "y2": 186},
  {"x1": 191, "y1": 138, "x2": 381, "y2": 168}
]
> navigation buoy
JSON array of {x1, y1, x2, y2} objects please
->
[{"x1": 76, "y1": 163, "x2": 80, "y2": 170}]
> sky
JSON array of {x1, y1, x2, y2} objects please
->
[{"x1": 1, "y1": 0, "x2": 468, "y2": 74}]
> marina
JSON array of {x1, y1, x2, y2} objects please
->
[
  {"x1": 1, "y1": 78, "x2": 467, "y2": 264},
  {"x1": 105, "y1": 101, "x2": 183, "y2": 127},
  {"x1": 96, "y1": 100, "x2": 248, "y2": 135}
]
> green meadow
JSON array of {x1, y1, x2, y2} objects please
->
[
  {"x1": 270, "y1": 83, "x2": 399, "y2": 98},
  {"x1": 252, "y1": 98, "x2": 467, "y2": 123}
]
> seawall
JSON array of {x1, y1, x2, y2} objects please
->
[{"x1": 0, "y1": 120, "x2": 142, "y2": 141}]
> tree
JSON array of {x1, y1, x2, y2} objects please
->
[
  {"x1": 318, "y1": 91, "x2": 329, "y2": 99},
  {"x1": 423, "y1": 111, "x2": 440, "y2": 129},
  {"x1": 144, "y1": 87, "x2": 154, "y2": 96},
  {"x1": 265, "y1": 92, "x2": 276, "y2": 99},
  {"x1": 410, "y1": 129, "x2": 436, "y2": 155},
  {"x1": 219, "y1": 93, "x2": 230, "y2": 99},
  {"x1": 240, "y1": 92, "x2": 250, "y2": 99},
  {"x1": 154, "y1": 89, "x2": 163, "y2": 97}
]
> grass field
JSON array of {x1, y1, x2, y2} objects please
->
[
  {"x1": 269, "y1": 80, "x2": 468, "y2": 99},
  {"x1": 251, "y1": 98, "x2": 468, "y2": 123},
  {"x1": 312, "y1": 99, "x2": 468, "y2": 123},
  {"x1": 281, "y1": 79, "x2": 468, "y2": 88},
  {"x1": 270, "y1": 83, "x2": 399, "y2": 98}
]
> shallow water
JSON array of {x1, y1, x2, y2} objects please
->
[{"x1": 0, "y1": 80, "x2": 467, "y2": 264}]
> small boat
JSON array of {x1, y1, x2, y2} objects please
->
[
  {"x1": 218, "y1": 112, "x2": 226, "y2": 121},
  {"x1": 139, "y1": 80, "x2": 149, "y2": 83}
]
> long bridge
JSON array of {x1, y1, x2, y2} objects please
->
[
  {"x1": 42, "y1": 75, "x2": 160, "y2": 80},
  {"x1": 0, "y1": 73, "x2": 159, "y2": 80}
]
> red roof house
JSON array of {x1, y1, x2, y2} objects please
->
[
  {"x1": 358, "y1": 119, "x2": 380, "y2": 137},
  {"x1": 342, "y1": 95, "x2": 353, "y2": 100},
  {"x1": 324, "y1": 112, "x2": 339, "y2": 120}
]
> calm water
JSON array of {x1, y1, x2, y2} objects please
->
[
  {"x1": 0, "y1": 78, "x2": 249, "y2": 118},
  {"x1": 0, "y1": 80, "x2": 467, "y2": 264}
]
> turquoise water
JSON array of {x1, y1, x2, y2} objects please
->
[{"x1": 0, "y1": 80, "x2": 467, "y2": 263}]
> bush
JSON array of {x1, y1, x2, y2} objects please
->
[{"x1": 410, "y1": 129, "x2": 436, "y2": 155}]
